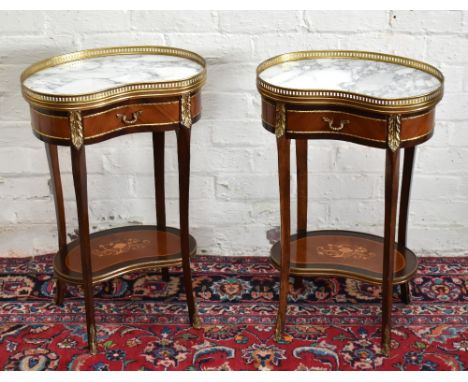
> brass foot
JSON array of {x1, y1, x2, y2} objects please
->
[
  {"x1": 274, "y1": 316, "x2": 283, "y2": 342},
  {"x1": 381, "y1": 342, "x2": 390, "y2": 357},
  {"x1": 90, "y1": 341, "x2": 97, "y2": 355},
  {"x1": 192, "y1": 307, "x2": 202, "y2": 329},
  {"x1": 381, "y1": 327, "x2": 391, "y2": 357},
  {"x1": 89, "y1": 325, "x2": 97, "y2": 355},
  {"x1": 274, "y1": 330, "x2": 282, "y2": 342}
]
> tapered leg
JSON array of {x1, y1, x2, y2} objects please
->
[
  {"x1": 294, "y1": 139, "x2": 307, "y2": 291},
  {"x1": 381, "y1": 148, "x2": 400, "y2": 356},
  {"x1": 398, "y1": 147, "x2": 415, "y2": 304},
  {"x1": 71, "y1": 145, "x2": 97, "y2": 354},
  {"x1": 275, "y1": 135, "x2": 291, "y2": 342},
  {"x1": 176, "y1": 125, "x2": 200, "y2": 328},
  {"x1": 153, "y1": 132, "x2": 170, "y2": 282},
  {"x1": 161, "y1": 267, "x2": 170, "y2": 282},
  {"x1": 293, "y1": 276, "x2": 304, "y2": 290},
  {"x1": 400, "y1": 283, "x2": 411, "y2": 305},
  {"x1": 54, "y1": 277, "x2": 66, "y2": 306},
  {"x1": 45, "y1": 143, "x2": 67, "y2": 306},
  {"x1": 296, "y1": 139, "x2": 308, "y2": 234}
]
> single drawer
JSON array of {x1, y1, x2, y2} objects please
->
[
  {"x1": 261, "y1": 99, "x2": 436, "y2": 148},
  {"x1": 286, "y1": 109, "x2": 388, "y2": 143},
  {"x1": 83, "y1": 101, "x2": 181, "y2": 138},
  {"x1": 30, "y1": 92, "x2": 202, "y2": 145}
]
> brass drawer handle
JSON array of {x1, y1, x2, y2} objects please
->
[
  {"x1": 116, "y1": 110, "x2": 143, "y2": 125},
  {"x1": 322, "y1": 116, "x2": 349, "y2": 131}
]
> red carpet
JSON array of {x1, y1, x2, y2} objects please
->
[{"x1": 0, "y1": 254, "x2": 467, "y2": 370}]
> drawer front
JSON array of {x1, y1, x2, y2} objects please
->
[
  {"x1": 287, "y1": 109, "x2": 387, "y2": 144},
  {"x1": 30, "y1": 92, "x2": 202, "y2": 145},
  {"x1": 261, "y1": 99, "x2": 435, "y2": 148},
  {"x1": 83, "y1": 101, "x2": 181, "y2": 138}
]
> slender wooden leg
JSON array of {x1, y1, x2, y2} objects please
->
[
  {"x1": 294, "y1": 139, "x2": 308, "y2": 290},
  {"x1": 293, "y1": 276, "x2": 304, "y2": 290},
  {"x1": 176, "y1": 125, "x2": 200, "y2": 329},
  {"x1": 275, "y1": 135, "x2": 291, "y2": 342},
  {"x1": 400, "y1": 283, "x2": 411, "y2": 305},
  {"x1": 54, "y1": 277, "x2": 66, "y2": 306},
  {"x1": 161, "y1": 266, "x2": 170, "y2": 282},
  {"x1": 71, "y1": 144, "x2": 97, "y2": 354},
  {"x1": 381, "y1": 148, "x2": 400, "y2": 356},
  {"x1": 398, "y1": 147, "x2": 415, "y2": 305},
  {"x1": 153, "y1": 131, "x2": 170, "y2": 282},
  {"x1": 45, "y1": 143, "x2": 67, "y2": 306},
  {"x1": 296, "y1": 139, "x2": 308, "y2": 234}
]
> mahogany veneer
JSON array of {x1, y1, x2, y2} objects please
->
[
  {"x1": 55, "y1": 226, "x2": 197, "y2": 284},
  {"x1": 270, "y1": 230, "x2": 418, "y2": 284},
  {"x1": 20, "y1": 46, "x2": 206, "y2": 353},
  {"x1": 256, "y1": 50, "x2": 444, "y2": 356}
]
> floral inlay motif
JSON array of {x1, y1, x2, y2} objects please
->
[
  {"x1": 316, "y1": 244, "x2": 376, "y2": 260},
  {"x1": 93, "y1": 238, "x2": 150, "y2": 257}
]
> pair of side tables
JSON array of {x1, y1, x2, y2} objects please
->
[{"x1": 20, "y1": 46, "x2": 444, "y2": 355}]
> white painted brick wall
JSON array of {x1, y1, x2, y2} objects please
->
[{"x1": 1, "y1": 10, "x2": 467, "y2": 257}]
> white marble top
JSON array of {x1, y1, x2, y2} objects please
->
[
  {"x1": 259, "y1": 58, "x2": 441, "y2": 99},
  {"x1": 24, "y1": 54, "x2": 204, "y2": 95}
]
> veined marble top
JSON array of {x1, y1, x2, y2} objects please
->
[
  {"x1": 23, "y1": 54, "x2": 204, "y2": 95},
  {"x1": 259, "y1": 58, "x2": 441, "y2": 99}
]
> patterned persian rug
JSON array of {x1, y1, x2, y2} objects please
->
[{"x1": 0, "y1": 254, "x2": 466, "y2": 371}]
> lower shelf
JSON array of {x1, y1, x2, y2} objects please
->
[
  {"x1": 54, "y1": 225, "x2": 197, "y2": 284},
  {"x1": 270, "y1": 230, "x2": 418, "y2": 284}
]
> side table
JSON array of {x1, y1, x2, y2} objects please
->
[
  {"x1": 256, "y1": 50, "x2": 444, "y2": 355},
  {"x1": 20, "y1": 46, "x2": 207, "y2": 353}
]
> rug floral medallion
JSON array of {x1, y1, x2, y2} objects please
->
[{"x1": 0, "y1": 255, "x2": 466, "y2": 371}]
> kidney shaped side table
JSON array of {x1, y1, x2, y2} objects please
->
[
  {"x1": 256, "y1": 51, "x2": 444, "y2": 355},
  {"x1": 20, "y1": 46, "x2": 207, "y2": 353}
]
